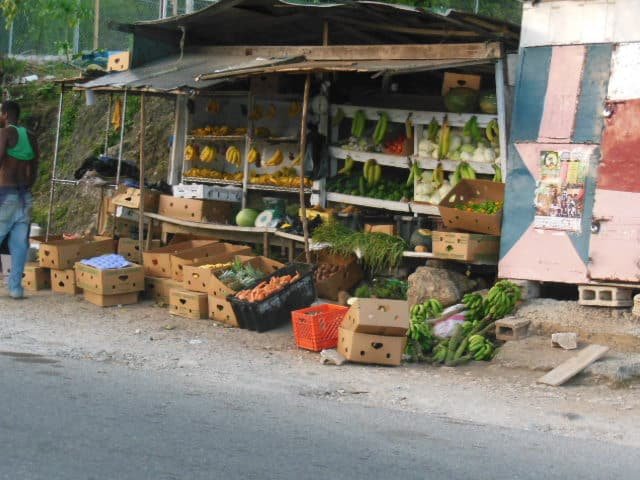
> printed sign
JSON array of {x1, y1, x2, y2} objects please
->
[{"x1": 533, "y1": 150, "x2": 588, "y2": 232}]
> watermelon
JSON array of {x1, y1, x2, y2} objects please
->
[
  {"x1": 444, "y1": 87, "x2": 478, "y2": 113},
  {"x1": 236, "y1": 208, "x2": 260, "y2": 227},
  {"x1": 479, "y1": 91, "x2": 498, "y2": 114}
]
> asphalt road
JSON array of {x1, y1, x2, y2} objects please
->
[{"x1": 0, "y1": 350, "x2": 638, "y2": 480}]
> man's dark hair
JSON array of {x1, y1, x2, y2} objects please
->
[{"x1": 1, "y1": 101, "x2": 20, "y2": 120}]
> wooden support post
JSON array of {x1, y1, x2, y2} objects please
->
[
  {"x1": 263, "y1": 231, "x2": 270, "y2": 258},
  {"x1": 138, "y1": 93, "x2": 146, "y2": 255},
  {"x1": 93, "y1": 0, "x2": 100, "y2": 50},
  {"x1": 46, "y1": 88, "x2": 64, "y2": 241},
  {"x1": 299, "y1": 74, "x2": 312, "y2": 264}
]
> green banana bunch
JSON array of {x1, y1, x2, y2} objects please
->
[
  {"x1": 492, "y1": 163, "x2": 503, "y2": 183},
  {"x1": 351, "y1": 110, "x2": 366, "y2": 138},
  {"x1": 438, "y1": 117, "x2": 451, "y2": 160},
  {"x1": 405, "y1": 113, "x2": 414, "y2": 139},
  {"x1": 432, "y1": 162, "x2": 445, "y2": 189},
  {"x1": 454, "y1": 162, "x2": 477, "y2": 181},
  {"x1": 410, "y1": 298, "x2": 444, "y2": 322},
  {"x1": 468, "y1": 334, "x2": 495, "y2": 361},
  {"x1": 486, "y1": 119, "x2": 499, "y2": 146},
  {"x1": 431, "y1": 340, "x2": 449, "y2": 363},
  {"x1": 427, "y1": 117, "x2": 440, "y2": 142},
  {"x1": 406, "y1": 160, "x2": 422, "y2": 187},
  {"x1": 463, "y1": 116, "x2": 483, "y2": 145},
  {"x1": 338, "y1": 156, "x2": 355, "y2": 176},
  {"x1": 363, "y1": 159, "x2": 382, "y2": 186},
  {"x1": 373, "y1": 112, "x2": 389, "y2": 146},
  {"x1": 462, "y1": 292, "x2": 486, "y2": 321},
  {"x1": 486, "y1": 280, "x2": 522, "y2": 319}
]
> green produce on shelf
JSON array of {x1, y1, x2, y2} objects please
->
[
  {"x1": 327, "y1": 173, "x2": 413, "y2": 202},
  {"x1": 355, "y1": 278, "x2": 408, "y2": 301},
  {"x1": 455, "y1": 200, "x2": 503, "y2": 214}
]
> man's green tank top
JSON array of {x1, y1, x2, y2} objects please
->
[{"x1": 7, "y1": 125, "x2": 35, "y2": 161}]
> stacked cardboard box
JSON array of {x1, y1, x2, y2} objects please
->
[
  {"x1": 180, "y1": 255, "x2": 283, "y2": 326},
  {"x1": 51, "y1": 268, "x2": 81, "y2": 294},
  {"x1": 157, "y1": 195, "x2": 232, "y2": 224},
  {"x1": 117, "y1": 237, "x2": 161, "y2": 264},
  {"x1": 337, "y1": 298, "x2": 409, "y2": 366},
  {"x1": 75, "y1": 262, "x2": 145, "y2": 307},
  {"x1": 434, "y1": 179, "x2": 503, "y2": 263},
  {"x1": 23, "y1": 263, "x2": 51, "y2": 291},
  {"x1": 39, "y1": 237, "x2": 115, "y2": 270}
]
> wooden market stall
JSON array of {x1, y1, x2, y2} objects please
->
[{"x1": 64, "y1": 0, "x2": 519, "y2": 271}]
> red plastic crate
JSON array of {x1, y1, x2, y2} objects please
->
[{"x1": 291, "y1": 304, "x2": 349, "y2": 352}]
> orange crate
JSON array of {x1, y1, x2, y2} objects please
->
[{"x1": 291, "y1": 304, "x2": 349, "y2": 352}]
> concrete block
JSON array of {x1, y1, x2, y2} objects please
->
[
  {"x1": 495, "y1": 317, "x2": 531, "y2": 341},
  {"x1": 551, "y1": 332, "x2": 578, "y2": 350},
  {"x1": 578, "y1": 285, "x2": 633, "y2": 307},
  {"x1": 633, "y1": 294, "x2": 640, "y2": 318},
  {"x1": 505, "y1": 278, "x2": 541, "y2": 300}
]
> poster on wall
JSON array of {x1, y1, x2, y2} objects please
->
[{"x1": 533, "y1": 150, "x2": 588, "y2": 232}]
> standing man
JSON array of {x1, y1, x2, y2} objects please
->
[{"x1": 0, "y1": 100, "x2": 39, "y2": 299}]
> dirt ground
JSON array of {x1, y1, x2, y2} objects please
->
[{"x1": 1, "y1": 289, "x2": 640, "y2": 448}]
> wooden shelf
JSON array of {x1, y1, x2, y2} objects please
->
[
  {"x1": 411, "y1": 156, "x2": 495, "y2": 175},
  {"x1": 182, "y1": 176, "x2": 243, "y2": 187},
  {"x1": 329, "y1": 146, "x2": 410, "y2": 169},
  {"x1": 326, "y1": 192, "x2": 411, "y2": 213},
  {"x1": 331, "y1": 104, "x2": 497, "y2": 128},
  {"x1": 247, "y1": 184, "x2": 312, "y2": 194},
  {"x1": 187, "y1": 135, "x2": 246, "y2": 142}
]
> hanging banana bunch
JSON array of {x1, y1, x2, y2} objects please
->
[
  {"x1": 247, "y1": 147, "x2": 261, "y2": 165},
  {"x1": 288, "y1": 101, "x2": 302, "y2": 117},
  {"x1": 265, "y1": 149, "x2": 284, "y2": 167},
  {"x1": 199, "y1": 145, "x2": 217, "y2": 163},
  {"x1": 111, "y1": 98, "x2": 123, "y2": 132},
  {"x1": 225, "y1": 146, "x2": 242, "y2": 167},
  {"x1": 207, "y1": 100, "x2": 221, "y2": 114},
  {"x1": 492, "y1": 163, "x2": 503, "y2": 183}
]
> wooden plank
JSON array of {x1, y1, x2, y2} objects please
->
[
  {"x1": 537, "y1": 345, "x2": 609, "y2": 387},
  {"x1": 200, "y1": 43, "x2": 502, "y2": 62}
]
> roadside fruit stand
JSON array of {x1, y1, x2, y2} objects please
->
[{"x1": 26, "y1": 0, "x2": 522, "y2": 364}]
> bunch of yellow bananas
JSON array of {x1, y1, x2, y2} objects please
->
[
  {"x1": 111, "y1": 98, "x2": 123, "y2": 132},
  {"x1": 248, "y1": 105, "x2": 263, "y2": 120},
  {"x1": 247, "y1": 148, "x2": 260, "y2": 164},
  {"x1": 207, "y1": 100, "x2": 221, "y2": 113},
  {"x1": 288, "y1": 101, "x2": 302, "y2": 117},
  {"x1": 225, "y1": 146, "x2": 242, "y2": 166},
  {"x1": 184, "y1": 144, "x2": 198, "y2": 162},
  {"x1": 199, "y1": 146, "x2": 217, "y2": 163},
  {"x1": 291, "y1": 152, "x2": 302, "y2": 166},
  {"x1": 265, "y1": 149, "x2": 284, "y2": 167}
]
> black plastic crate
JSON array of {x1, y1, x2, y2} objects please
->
[{"x1": 229, "y1": 263, "x2": 317, "y2": 332}]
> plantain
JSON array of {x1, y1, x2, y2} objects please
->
[{"x1": 111, "y1": 98, "x2": 123, "y2": 131}]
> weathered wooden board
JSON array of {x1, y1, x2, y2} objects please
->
[
  {"x1": 537, "y1": 345, "x2": 609, "y2": 386},
  {"x1": 200, "y1": 43, "x2": 502, "y2": 61}
]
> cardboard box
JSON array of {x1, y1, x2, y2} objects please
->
[
  {"x1": 341, "y1": 298, "x2": 409, "y2": 336},
  {"x1": 145, "y1": 277, "x2": 182, "y2": 305},
  {"x1": 184, "y1": 255, "x2": 282, "y2": 295},
  {"x1": 172, "y1": 184, "x2": 243, "y2": 203},
  {"x1": 75, "y1": 263, "x2": 145, "y2": 295},
  {"x1": 1, "y1": 254, "x2": 11, "y2": 275},
  {"x1": 438, "y1": 179, "x2": 504, "y2": 236},
  {"x1": 142, "y1": 240, "x2": 218, "y2": 278},
  {"x1": 433, "y1": 231, "x2": 500, "y2": 263},
  {"x1": 337, "y1": 327, "x2": 407, "y2": 366},
  {"x1": 84, "y1": 290, "x2": 138, "y2": 307},
  {"x1": 38, "y1": 237, "x2": 115, "y2": 269},
  {"x1": 23, "y1": 263, "x2": 50, "y2": 291},
  {"x1": 208, "y1": 295, "x2": 239, "y2": 327},
  {"x1": 158, "y1": 195, "x2": 232, "y2": 224},
  {"x1": 442, "y1": 72, "x2": 481, "y2": 96},
  {"x1": 170, "y1": 242, "x2": 252, "y2": 282},
  {"x1": 313, "y1": 252, "x2": 363, "y2": 301},
  {"x1": 117, "y1": 237, "x2": 161, "y2": 263},
  {"x1": 51, "y1": 269, "x2": 81, "y2": 294},
  {"x1": 111, "y1": 187, "x2": 159, "y2": 212},
  {"x1": 107, "y1": 51, "x2": 130, "y2": 72},
  {"x1": 169, "y1": 288, "x2": 208, "y2": 320},
  {"x1": 364, "y1": 224, "x2": 396, "y2": 235}
]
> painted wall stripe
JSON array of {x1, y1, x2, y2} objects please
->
[
  {"x1": 510, "y1": 46, "x2": 552, "y2": 142},
  {"x1": 573, "y1": 44, "x2": 613, "y2": 143},
  {"x1": 538, "y1": 45, "x2": 586, "y2": 143},
  {"x1": 499, "y1": 144, "x2": 536, "y2": 259}
]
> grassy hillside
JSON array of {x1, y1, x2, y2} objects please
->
[{"x1": 3, "y1": 60, "x2": 174, "y2": 234}]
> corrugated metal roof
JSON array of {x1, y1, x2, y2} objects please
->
[
  {"x1": 77, "y1": 53, "x2": 301, "y2": 92},
  {"x1": 196, "y1": 58, "x2": 493, "y2": 81},
  {"x1": 124, "y1": 0, "x2": 520, "y2": 51}
]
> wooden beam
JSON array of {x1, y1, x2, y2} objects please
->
[
  {"x1": 336, "y1": 17, "x2": 481, "y2": 39},
  {"x1": 299, "y1": 74, "x2": 312, "y2": 264},
  {"x1": 199, "y1": 42, "x2": 502, "y2": 62},
  {"x1": 537, "y1": 345, "x2": 610, "y2": 387},
  {"x1": 138, "y1": 93, "x2": 146, "y2": 255}
]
